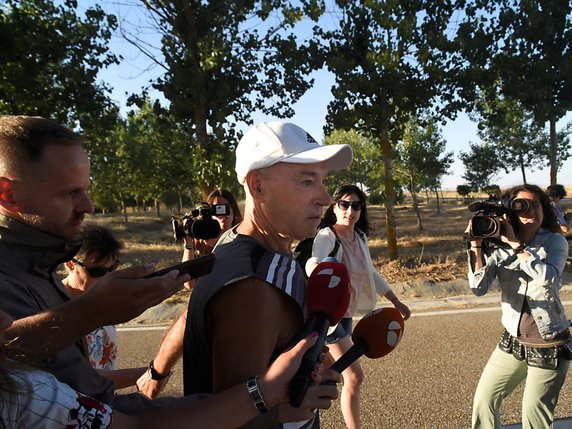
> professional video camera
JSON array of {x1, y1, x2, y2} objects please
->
[
  {"x1": 467, "y1": 197, "x2": 530, "y2": 239},
  {"x1": 171, "y1": 202, "x2": 229, "y2": 240}
]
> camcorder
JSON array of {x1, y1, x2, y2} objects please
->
[
  {"x1": 171, "y1": 203, "x2": 230, "y2": 240},
  {"x1": 467, "y1": 197, "x2": 530, "y2": 241}
]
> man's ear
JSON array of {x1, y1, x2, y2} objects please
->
[
  {"x1": 244, "y1": 170, "x2": 264, "y2": 199},
  {"x1": 0, "y1": 177, "x2": 19, "y2": 212}
]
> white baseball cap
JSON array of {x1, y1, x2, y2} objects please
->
[{"x1": 235, "y1": 122, "x2": 353, "y2": 184}]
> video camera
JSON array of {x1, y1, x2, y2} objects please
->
[
  {"x1": 171, "y1": 202, "x2": 229, "y2": 240},
  {"x1": 467, "y1": 197, "x2": 530, "y2": 239}
]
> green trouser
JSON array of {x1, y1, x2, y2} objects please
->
[{"x1": 472, "y1": 347, "x2": 570, "y2": 429}]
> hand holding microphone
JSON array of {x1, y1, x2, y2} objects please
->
[
  {"x1": 289, "y1": 260, "x2": 351, "y2": 407},
  {"x1": 330, "y1": 307, "x2": 405, "y2": 374}
]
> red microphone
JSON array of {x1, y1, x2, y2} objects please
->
[
  {"x1": 289, "y1": 261, "x2": 351, "y2": 407},
  {"x1": 330, "y1": 307, "x2": 405, "y2": 374}
]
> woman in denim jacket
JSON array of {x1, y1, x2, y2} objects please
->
[
  {"x1": 306, "y1": 184, "x2": 410, "y2": 429},
  {"x1": 466, "y1": 184, "x2": 571, "y2": 429}
]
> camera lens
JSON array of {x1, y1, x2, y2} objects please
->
[
  {"x1": 471, "y1": 215, "x2": 500, "y2": 238},
  {"x1": 511, "y1": 198, "x2": 530, "y2": 215}
]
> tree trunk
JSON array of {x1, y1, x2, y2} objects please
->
[
  {"x1": 434, "y1": 188, "x2": 441, "y2": 215},
  {"x1": 155, "y1": 199, "x2": 161, "y2": 217},
  {"x1": 381, "y1": 126, "x2": 398, "y2": 259},
  {"x1": 549, "y1": 118, "x2": 557, "y2": 185},
  {"x1": 194, "y1": 108, "x2": 211, "y2": 200},
  {"x1": 411, "y1": 188, "x2": 424, "y2": 230},
  {"x1": 120, "y1": 197, "x2": 128, "y2": 223},
  {"x1": 178, "y1": 192, "x2": 183, "y2": 213}
]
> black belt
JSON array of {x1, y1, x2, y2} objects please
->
[{"x1": 498, "y1": 329, "x2": 571, "y2": 370}]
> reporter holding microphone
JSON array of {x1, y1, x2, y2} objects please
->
[{"x1": 466, "y1": 184, "x2": 571, "y2": 429}]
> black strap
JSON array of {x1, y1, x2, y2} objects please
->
[{"x1": 328, "y1": 226, "x2": 341, "y2": 258}]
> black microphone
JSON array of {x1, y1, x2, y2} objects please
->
[
  {"x1": 330, "y1": 307, "x2": 404, "y2": 374},
  {"x1": 289, "y1": 261, "x2": 351, "y2": 407}
]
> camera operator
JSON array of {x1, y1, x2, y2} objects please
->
[
  {"x1": 465, "y1": 184, "x2": 571, "y2": 429},
  {"x1": 137, "y1": 189, "x2": 242, "y2": 399},
  {"x1": 546, "y1": 184, "x2": 570, "y2": 234}
]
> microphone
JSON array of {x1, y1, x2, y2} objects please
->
[
  {"x1": 289, "y1": 261, "x2": 351, "y2": 407},
  {"x1": 330, "y1": 307, "x2": 404, "y2": 374}
]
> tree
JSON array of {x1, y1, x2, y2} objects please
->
[
  {"x1": 322, "y1": 128, "x2": 383, "y2": 193},
  {"x1": 320, "y1": 0, "x2": 460, "y2": 258},
  {"x1": 0, "y1": 0, "x2": 118, "y2": 129},
  {"x1": 459, "y1": 142, "x2": 502, "y2": 192},
  {"x1": 457, "y1": 184, "x2": 472, "y2": 202},
  {"x1": 456, "y1": 0, "x2": 572, "y2": 184},
  {"x1": 87, "y1": 100, "x2": 197, "y2": 220},
  {"x1": 396, "y1": 117, "x2": 453, "y2": 229},
  {"x1": 474, "y1": 94, "x2": 546, "y2": 184},
  {"x1": 126, "y1": 1, "x2": 324, "y2": 197}
]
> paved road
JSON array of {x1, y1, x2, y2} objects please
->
[{"x1": 117, "y1": 298, "x2": 572, "y2": 429}]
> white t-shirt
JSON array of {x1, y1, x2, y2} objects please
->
[{"x1": 0, "y1": 368, "x2": 114, "y2": 428}]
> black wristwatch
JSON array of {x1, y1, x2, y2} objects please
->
[
  {"x1": 513, "y1": 243, "x2": 527, "y2": 254},
  {"x1": 148, "y1": 360, "x2": 171, "y2": 380}
]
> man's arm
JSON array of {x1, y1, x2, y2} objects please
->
[
  {"x1": 4, "y1": 265, "x2": 189, "y2": 357},
  {"x1": 136, "y1": 308, "x2": 187, "y2": 398},
  {"x1": 208, "y1": 278, "x2": 302, "y2": 393}
]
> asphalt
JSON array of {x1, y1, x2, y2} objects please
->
[{"x1": 123, "y1": 271, "x2": 572, "y2": 428}]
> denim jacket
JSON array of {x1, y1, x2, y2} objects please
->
[{"x1": 468, "y1": 228, "x2": 569, "y2": 340}]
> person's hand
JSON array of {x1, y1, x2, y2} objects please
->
[
  {"x1": 464, "y1": 219, "x2": 482, "y2": 248},
  {"x1": 79, "y1": 264, "x2": 190, "y2": 327},
  {"x1": 275, "y1": 367, "x2": 340, "y2": 423},
  {"x1": 392, "y1": 299, "x2": 411, "y2": 320},
  {"x1": 136, "y1": 367, "x2": 171, "y2": 399},
  {"x1": 257, "y1": 333, "x2": 340, "y2": 423},
  {"x1": 499, "y1": 214, "x2": 518, "y2": 245}
]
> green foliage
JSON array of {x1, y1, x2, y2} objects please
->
[
  {"x1": 455, "y1": 0, "x2": 572, "y2": 183},
  {"x1": 456, "y1": 184, "x2": 472, "y2": 199},
  {"x1": 396, "y1": 116, "x2": 453, "y2": 193},
  {"x1": 319, "y1": 0, "x2": 461, "y2": 257},
  {"x1": 482, "y1": 184, "x2": 500, "y2": 197},
  {"x1": 86, "y1": 100, "x2": 198, "y2": 214},
  {"x1": 0, "y1": 0, "x2": 118, "y2": 129},
  {"x1": 134, "y1": 1, "x2": 325, "y2": 193},
  {"x1": 459, "y1": 142, "x2": 502, "y2": 191},
  {"x1": 474, "y1": 93, "x2": 546, "y2": 183},
  {"x1": 322, "y1": 128, "x2": 382, "y2": 191}
]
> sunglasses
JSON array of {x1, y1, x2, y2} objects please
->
[
  {"x1": 73, "y1": 258, "x2": 120, "y2": 278},
  {"x1": 336, "y1": 200, "x2": 363, "y2": 211}
]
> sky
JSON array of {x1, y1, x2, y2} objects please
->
[{"x1": 93, "y1": 1, "x2": 572, "y2": 192}]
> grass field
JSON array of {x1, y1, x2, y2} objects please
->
[{"x1": 83, "y1": 198, "x2": 474, "y2": 285}]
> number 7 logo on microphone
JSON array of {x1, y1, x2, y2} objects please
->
[{"x1": 315, "y1": 267, "x2": 342, "y2": 289}]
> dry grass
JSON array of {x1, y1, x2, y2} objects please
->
[
  {"x1": 83, "y1": 199, "x2": 473, "y2": 284},
  {"x1": 369, "y1": 200, "x2": 472, "y2": 283}
]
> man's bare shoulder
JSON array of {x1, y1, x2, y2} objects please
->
[
  {"x1": 209, "y1": 277, "x2": 302, "y2": 347},
  {"x1": 211, "y1": 277, "x2": 294, "y2": 311}
]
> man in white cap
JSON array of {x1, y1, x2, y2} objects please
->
[{"x1": 183, "y1": 122, "x2": 353, "y2": 428}]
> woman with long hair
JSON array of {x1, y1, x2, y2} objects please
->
[
  {"x1": 467, "y1": 184, "x2": 571, "y2": 428},
  {"x1": 306, "y1": 183, "x2": 411, "y2": 429}
]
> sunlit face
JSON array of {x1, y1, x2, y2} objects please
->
[
  {"x1": 515, "y1": 190, "x2": 544, "y2": 231},
  {"x1": 333, "y1": 192, "x2": 363, "y2": 227},
  {"x1": 258, "y1": 162, "x2": 332, "y2": 241},
  {"x1": 210, "y1": 196, "x2": 234, "y2": 233},
  {"x1": 12, "y1": 143, "x2": 94, "y2": 242}
]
